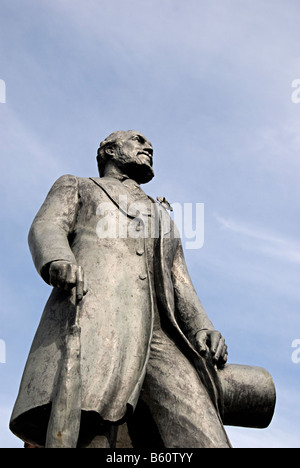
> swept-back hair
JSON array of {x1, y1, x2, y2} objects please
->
[{"x1": 96, "y1": 130, "x2": 133, "y2": 177}]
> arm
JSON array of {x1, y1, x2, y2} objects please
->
[
  {"x1": 171, "y1": 239, "x2": 228, "y2": 367},
  {"x1": 28, "y1": 174, "x2": 86, "y2": 295}
]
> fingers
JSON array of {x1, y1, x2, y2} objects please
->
[
  {"x1": 195, "y1": 330, "x2": 209, "y2": 355},
  {"x1": 195, "y1": 329, "x2": 228, "y2": 366},
  {"x1": 49, "y1": 262, "x2": 88, "y2": 300},
  {"x1": 221, "y1": 347, "x2": 228, "y2": 365},
  {"x1": 213, "y1": 337, "x2": 227, "y2": 364},
  {"x1": 209, "y1": 331, "x2": 222, "y2": 354},
  {"x1": 49, "y1": 261, "x2": 77, "y2": 289}
]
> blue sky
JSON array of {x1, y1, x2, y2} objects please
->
[{"x1": 0, "y1": 0, "x2": 299, "y2": 448}]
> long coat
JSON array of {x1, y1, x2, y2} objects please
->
[{"x1": 10, "y1": 174, "x2": 223, "y2": 446}]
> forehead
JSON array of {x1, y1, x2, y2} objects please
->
[
  {"x1": 122, "y1": 130, "x2": 152, "y2": 145},
  {"x1": 100, "y1": 130, "x2": 152, "y2": 150}
]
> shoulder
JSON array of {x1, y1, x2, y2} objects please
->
[
  {"x1": 51, "y1": 174, "x2": 79, "y2": 188},
  {"x1": 50, "y1": 174, "x2": 97, "y2": 191}
]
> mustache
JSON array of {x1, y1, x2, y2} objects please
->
[{"x1": 137, "y1": 151, "x2": 153, "y2": 165}]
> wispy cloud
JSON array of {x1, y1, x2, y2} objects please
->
[
  {"x1": 0, "y1": 106, "x2": 69, "y2": 222},
  {"x1": 215, "y1": 215, "x2": 300, "y2": 264}
]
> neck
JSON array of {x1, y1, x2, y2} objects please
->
[{"x1": 102, "y1": 161, "x2": 128, "y2": 180}]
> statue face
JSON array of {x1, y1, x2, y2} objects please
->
[{"x1": 111, "y1": 131, "x2": 154, "y2": 184}]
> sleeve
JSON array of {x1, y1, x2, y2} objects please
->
[
  {"x1": 171, "y1": 238, "x2": 215, "y2": 345},
  {"x1": 28, "y1": 174, "x2": 79, "y2": 284}
]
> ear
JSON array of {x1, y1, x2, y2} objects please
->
[{"x1": 105, "y1": 146, "x2": 115, "y2": 156}]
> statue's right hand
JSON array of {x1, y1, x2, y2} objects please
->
[{"x1": 49, "y1": 261, "x2": 87, "y2": 299}]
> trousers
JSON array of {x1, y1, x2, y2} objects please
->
[{"x1": 127, "y1": 327, "x2": 231, "y2": 448}]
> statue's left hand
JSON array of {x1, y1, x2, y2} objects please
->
[{"x1": 195, "y1": 329, "x2": 228, "y2": 367}]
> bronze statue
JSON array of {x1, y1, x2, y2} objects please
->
[{"x1": 10, "y1": 130, "x2": 275, "y2": 448}]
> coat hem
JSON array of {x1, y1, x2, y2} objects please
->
[{"x1": 10, "y1": 403, "x2": 134, "y2": 448}]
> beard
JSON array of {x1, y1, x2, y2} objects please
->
[{"x1": 113, "y1": 148, "x2": 155, "y2": 184}]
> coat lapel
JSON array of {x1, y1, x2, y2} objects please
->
[{"x1": 89, "y1": 177, "x2": 152, "y2": 218}]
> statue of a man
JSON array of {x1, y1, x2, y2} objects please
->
[{"x1": 10, "y1": 130, "x2": 232, "y2": 448}]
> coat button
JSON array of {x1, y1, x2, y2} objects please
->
[
  {"x1": 136, "y1": 249, "x2": 144, "y2": 256},
  {"x1": 139, "y1": 273, "x2": 147, "y2": 280}
]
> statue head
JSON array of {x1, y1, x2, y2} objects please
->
[{"x1": 97, "y1": 130, "x2": 154, "y2": 184}]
